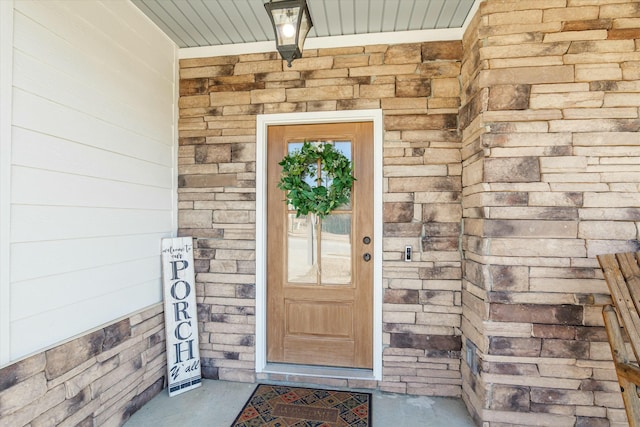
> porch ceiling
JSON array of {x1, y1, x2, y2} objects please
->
[{"x1": 132, "y1": 0, "x2": 479, "y2": 48}]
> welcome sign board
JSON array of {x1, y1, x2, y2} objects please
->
[{"x1": 162, "y1": 237, "x2": 202, "y2": 396}]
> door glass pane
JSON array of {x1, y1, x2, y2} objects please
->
[
  {"x1": 288, "y1": 141, "x2": 317, "y2": 185},
  {"x1": 286, "y1": 141, "x2": 353, "y2": 285},
  {"x1": 320, "y1": 214, "x2": 351, "y2": 285},
  {"x1": 325, "y1": 141, "x2": 352, "y2": 210},
  {"x1": 287, "y1": 214, "x2": 317, "y2": 284}
]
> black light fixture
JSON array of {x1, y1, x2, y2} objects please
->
[{"x1": 264, "y1": 0, "x2": 314, "y2": 67}]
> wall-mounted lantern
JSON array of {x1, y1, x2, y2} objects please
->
[{"x1": 264, "y1": 0, "x2": 314, "y2": 67}]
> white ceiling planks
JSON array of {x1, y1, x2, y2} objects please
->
[{"x1": 132, "y1": 0, "x2": 478, "y2": 48}]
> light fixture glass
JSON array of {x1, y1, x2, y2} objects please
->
[{"x1": 264, "y1": 0, "x2": 314, "y2": 67}]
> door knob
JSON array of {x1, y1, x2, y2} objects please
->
[
  {"x1": 363, "y1": 253, "x2": 371, "y2": 262},
  {"x1": 363, "y1": 236, "x2": 371, "y2": 244}
]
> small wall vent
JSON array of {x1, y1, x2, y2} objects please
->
[{"x1": 465, "y1": 338, "x2": 479, "y2": 375}]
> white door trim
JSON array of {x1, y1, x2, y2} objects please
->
[{"x1": 256, "y1": 109, "x2": 383, "y2": 380}]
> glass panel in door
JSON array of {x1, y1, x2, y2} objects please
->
[{"x1": 285, "y1": 141, "x2": 353, "y2": 286}]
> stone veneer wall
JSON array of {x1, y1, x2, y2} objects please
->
[
  {"x1": 459, "y1": 0, "x2": 640, "y2": 426},
  {"x1": 178, "y1": 43, "x2": 465, "y2": 394},
  {"x1": 0, "y1": 304, "x2": 165, "y2": 427}
]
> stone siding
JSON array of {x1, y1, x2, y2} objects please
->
[
  {"x1": 178, "y1": 42, "x2": 465, "y2": 395},
  {"x1": 0, "y1": 304, "x2": 166, "y2": 427},
  {"x1": 460, "y1": 0, "x2": 640, "y2": 426}
]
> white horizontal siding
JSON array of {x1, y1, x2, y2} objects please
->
[
  {"x1": 12, "y1": 257, "x2": 161, "y2": 321},
  {"x1": 14, "y1": 2, "x2": 174, "y2": 120},
  {"x1": 11, "y1": 234, "x2": 167, "y2": 283},
  {"x1": 11, "y1": 205, "x2": 172, "y2": 243},
  {"x1": 66, "y1": 0, "x2": 175, "y2": 75},
  {"x1": 12, "y1": 166, "x2": 172, "y2": 210},
  {"x1": 12, "y1": 49, "x2": 172, "y2": 145},
  {"x1": 12, "y1": 127, "x2": 172, "y2": 189},
  {"x1": 6, "y1": 0, "x2": 177, "y2": 361},
  {"x1": 10, "y1": 279, "x2": 161, "y2": 359},
  {"x1": 12, "y1": 89, "x2": 172, "y2": 167},
  {"x1": 0, "y1": 0, "x2": 15, "y2": 364}
]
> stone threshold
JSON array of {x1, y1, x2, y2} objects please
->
[{"x1": 263, "y1": 363, "x2": 375, "y2": 381}]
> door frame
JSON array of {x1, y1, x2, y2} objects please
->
[{"x1": 256, "y1": 110, "x2": 383, "y2": 380}]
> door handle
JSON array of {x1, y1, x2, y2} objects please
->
[
  {"x1": 363, "y1": 236, "x2": 371, "y2": 244},
  {"x1": 363, "y1": 253, "x2": 371, "y2": 262}
]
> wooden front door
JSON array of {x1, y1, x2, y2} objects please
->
[{"x1": 266, "y1": 122, "x2": 374, "y2": 369}]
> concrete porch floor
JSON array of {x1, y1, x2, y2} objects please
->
[{"x1": 124, "y1": 379, "x2": 475, "y2": 426}]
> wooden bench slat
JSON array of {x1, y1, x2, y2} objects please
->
[
  {"x1": 618, "y1": 362, "x2": 640, "y2": 388},
  {"x1": 599, "y1": 252, "x2": 640, "y2": 426},
  {"x1": 599, "y1": 253, "x2": 640, "y2": 363},
  {"x1": 617, "y1": 252, "x2": 640, "y2": 363},
  {"x1": 618, "y1": 252, "x2": 640, "y2": 310},
  {"x1": 603, "y1": 303, "x2": 640, "y2": 426}
]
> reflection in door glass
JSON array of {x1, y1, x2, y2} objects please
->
[
  {"x1": 286, "y1": 141, "x2": 353, "y2": 286},
  {"x1": 320, "y1": 214, "x2": 351, "y2": 285},
  {"x1": 287, "y1": 214, "x2": 317, "y2": 284},
  {"x1": 320, "y1": 141, "x2": 352, "y2": 210},
  {"x1": 287, "y1": 142, "x2": 317, "y2": 189}
]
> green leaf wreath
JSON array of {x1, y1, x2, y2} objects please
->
[{"x1": 278, "y1": 141, "x2": 356, "y2": 217}]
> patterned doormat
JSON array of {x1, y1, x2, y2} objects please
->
[{"x1": 231, "y1": 384, "x2": 372, "y2": 427}]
